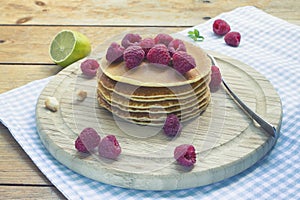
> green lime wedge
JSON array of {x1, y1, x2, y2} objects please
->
[{"x1": 49, "y1": 30, "x2": 91, "y2": 67}]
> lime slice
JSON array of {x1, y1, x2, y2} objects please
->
[{"x1": 49, "y1": 30, "x2": 91, "y2": 67}]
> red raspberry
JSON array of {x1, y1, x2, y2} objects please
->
[
  {"x1": 172, "y1": 51, "x2": 196, "y2": 74},
  {"x1": 106, "y1": 42, "x2": 125, "y2": 63},
  {"x1": 80, "y1": 59, "x2": 100, "y2": 77},
  {"x1": 209, "y1": 65, "x2": 222, "y2": 92},
  {"x1": 98, "y1": 135, "x2": 121, "y2": 160},
  {"x1": 224, "y1": 32, "x2": 241, "y2": 47},
  {"x1": 213, "y1": 19, "x2": 231, "y2": 36},
  {"x1": 123, "y1": 45, "x2": 145, "y2": 69},
  {"x1": 147, "y1": 44, "x2": 171, "y2": 66},
  {"x1": 75, "y1": 128, "x2": 101, "y2": 153},
  {"x1": 139, "y1": 38, "x2": 155, "y2": 56},
  {"x1": 163, "y1": 114, "x2": 182, "y2": 137},
  {"x1": 154, "y1": 33, "x2": 173, "y2": 46},
  {"x1": 168, "y1": 39, "x2": 186, "y2": 56},
  {"x1": 174, "y1": 144, "x2": 196, "y2": 167},
  {"x1": 121, "y1": 33, "x2": 142, "y2": 48}
]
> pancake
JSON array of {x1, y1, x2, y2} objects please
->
[
  {"x1": 97, "y1": 71, "x2": 210, "y2": 100},
  {"x1": 98, "y1": 40, "x2": 211, "y2": 87},
  {"x1": 97, "y1": 73, "x2": 209, "y2": 104},
  {"x1": 97, "y1": 93, "x2": 210, "y2": 126},
  {"x1": 97, "y1": 86, "x2": 209, "y2": 112},
  {"x1": 96, "y1": 35, "x2": 211, "y2": 126}
]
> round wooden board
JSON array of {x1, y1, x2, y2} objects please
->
[{"x1": 36, "y1": 51, "x2": 282, "y2": 190}]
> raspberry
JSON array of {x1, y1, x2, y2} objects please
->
[
  {"x1": 146, "y1": 44, "x2": 171, "y2": 66},
  {"x1": 123, "y1": 45, "x2": 145, "y2": 69},
  {"x1": 154, "y1": 33, "x2": 173, "y2": 46},
  {"x1": 213, "y1": 19, "x2": 231, "y2": 36},
  {"x1": 139, "y1": 38, "x2": 155, "y2": 56},
  {"x1": 209, "y1": 65, "x2": 222, "y2": 92},
  {"x1": 80, "y1": 59, "x2": 100, "y2": 77},
  {"x1": 98, "y1": 135, "x2": 121, "y2": 159},
  {"x1": 75, "y1": 128, "x2": 101, "y2": 153},
  {"x1": 172, "y1": 51, "x2": 196, "y2": 74},
  {"x1": 121, "y1": 33, "x2": 142, "y2": 48},
  {"x1": 224, "y1": 32, "x2": 241, "y2": 47},
  {"x1": 168, "y1": 39, "x2": 186, "y2": 56},
  {"x1": 106, "y1": 42, "x2": 125, "y2": 63},
  {"x1": 163, "y1": 114, "x2": 182, "y2": 137},
  {"x1": 174, "y1": 144, "x2": 196, "y2": 167}
]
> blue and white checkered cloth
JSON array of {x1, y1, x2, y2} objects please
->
[{"x1": 0, "y1": 6, "x2": 299, "y2": 200}]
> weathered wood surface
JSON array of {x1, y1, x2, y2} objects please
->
[
  {"x1": 0, "y1": 0, "x2": 297, "y2": 198},
  {"x1": 36, "y1": 52, "x2": 281, "y2": 190},
  {"x1": 1, "y1": 0, "x2": 299, "y2": 26},
  {"x1": 0, "y1": 185, "x2": 65, "y2": 199},
  {"x1": 0, "y1": 65, "x2": 61, "y2": 93},
  {"x1": 0, "y1": 126, "x2": 49, "y2": 184},
  {"x1": 0, "y1": 125, "x2": 66, "y2": 199},
  {"x1": 0, "y1": 26, "x2": 182, "y2": 64}
]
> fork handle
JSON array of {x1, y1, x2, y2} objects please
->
[{"x1": 222, "y1": 79, "x2": 277, "y2": 138}]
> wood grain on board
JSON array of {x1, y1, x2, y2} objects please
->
[
  {"x1": 0, "y1": 0, "x2": 296, "y2": 198},
  {"x1": 35, "y1": 52, "x2": 282, "y2": 190}
]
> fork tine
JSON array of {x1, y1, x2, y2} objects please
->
[{"x1": 207, "y1": 54, "x2": 277, "y2": 138}]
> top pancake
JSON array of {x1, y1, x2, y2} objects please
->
[{"x1": 98, "y1": 40, "x2": 211, "y2": 87}]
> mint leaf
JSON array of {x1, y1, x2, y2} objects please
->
[
  {"x1": 188, "y1": 31, "x2": 194, "y2": 35},
  {"x1": 187, "y1": 29, "x2": 204, "y2": 42},
  {"x1": 194, "y1": 29, "x2": 200, "y2": 37}
]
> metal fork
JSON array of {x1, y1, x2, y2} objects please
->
[{"x1": 207, "y1": 54, "x2": 277, "y2": 138}]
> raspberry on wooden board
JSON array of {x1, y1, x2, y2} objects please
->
[
  {"x1": 98, "y1": 135, "x2": 122, "y2": 160},
  {"x1": 80, "y1": 59, "x2": 100, "y2": 77},
  {"x1": 75, "y1": 128, "x2": 101, "y2": 153}
]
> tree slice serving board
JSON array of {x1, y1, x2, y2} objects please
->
[{"x1": 36, "y1": 51, "x2": 282, "y2": 190}]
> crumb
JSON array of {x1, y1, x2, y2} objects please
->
[
  {"x1": 77, "y1": 90, "x2": 87, "y2": 101},
  {"x1": 45, "y1": 97, "x2": 59, "y2": 112}
]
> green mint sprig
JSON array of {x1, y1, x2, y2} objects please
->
[{"x1": 188, "y1": 29, "x2": 204, "y2": 42}]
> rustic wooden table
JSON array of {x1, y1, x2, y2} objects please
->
[{"x1": 0, "y1": 1, "x2": 299, "y2": 199}]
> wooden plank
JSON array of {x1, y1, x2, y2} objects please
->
[
  {"x1": 0, "y1": 0, "x2": 282, "y2": 26},
  {"x1": 265, "y1": 0, "x2": 300, "y2": 25},
  {"x1": 0, "y1": 186, "x2": 66, "y2": 199},
  {"x1": 0, "y1": 125, "x2": 52, "y2": 185},
  {"x1": 0, "y1": 26, "x2": 182, "y2": 64},
  {"x1": 0, "y1": 65, "x2": 60, "y2": 93}
]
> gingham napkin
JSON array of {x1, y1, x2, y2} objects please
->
[{"x1": 0, "y1": 6, "x2": 299, "y2": 200}]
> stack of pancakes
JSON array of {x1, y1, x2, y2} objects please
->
[{"x1": 97, "y1": 40, "x2": 211, "y2": 126}]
